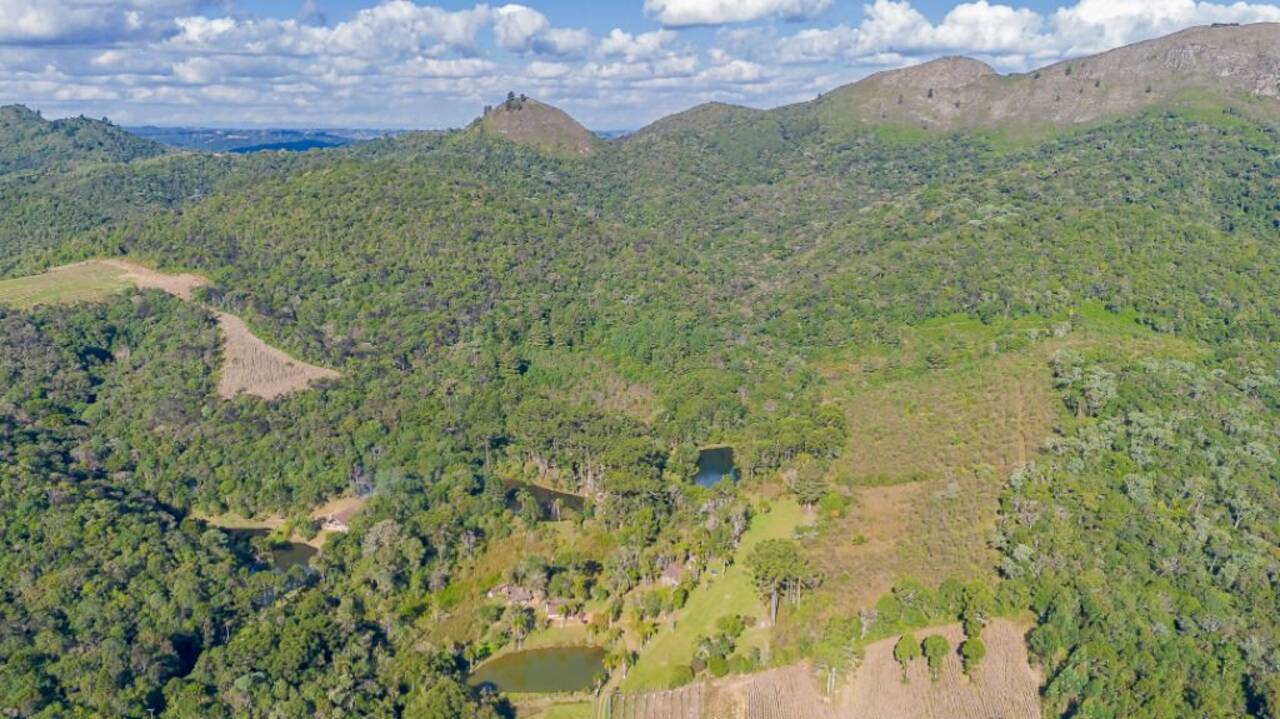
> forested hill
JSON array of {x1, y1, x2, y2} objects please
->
[
  {"x1": 1, "y1": 20, "x2": 1280, "y2": 719},
  {"x1": 0, "y1": 105, "x2": 168, "y2": 175}
]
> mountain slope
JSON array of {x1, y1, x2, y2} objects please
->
[
  {"x1": 812, "y1": 22, "x2": 1280, "y2": 131},
  {"x1": 0, "y1": 105, "x2": 169, "y2": 175}
]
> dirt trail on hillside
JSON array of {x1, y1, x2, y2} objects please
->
[
  {"x1": 103, "y1": 259, "x2": 338, "y2": 399},
  {"x1": 102, "y1": 258, "x2": 209, "y2": 299}
]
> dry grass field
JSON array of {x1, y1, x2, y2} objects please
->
[
  {"x1": 102, "y1": 258, "x2": 208, "y2": 299},
  {"x1": 213, "y1": 310, "x2": 338, "y2": 400},
  {"x1": 0, "y1": 261, "x2": 133, "y2": 307},
  {"x1": 838, "y1": 619, "x2": 1040, "y2": 719},
  {"x1": 709, "y1": 665, "x2": 836, "y2": 719},
  {"x1": 0, "y1": 259, "x2": 338, "y2": 400}
]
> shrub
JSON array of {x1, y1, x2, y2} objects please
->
[
  {"x1": 961, "y1": 638, "x2": 986, "y2": 675},
  {"x1": 707, "y1": 655, "x2": 730, "y2": 677},
  {"x1": 922, "y1": 635, "x2": 950, "y2": 681}
]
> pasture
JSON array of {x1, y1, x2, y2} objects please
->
[
  {"x1": 774, "y1": 306, "x2": 1205, "y2": 654},
  {"x1": 0, "y1": 262, "x2": 133, "y2": 308}
]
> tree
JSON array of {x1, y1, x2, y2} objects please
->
[
  {"x1": 793, "y1": 464, "x2": 828, "y2": 513},
  {"x1": 747, "y1": 539, "x2": 819, "y2": 622},
  {"x1": 893, "y1": 632, "x2": 920, "y2": 680},
  {"x1": 961, "y1": 580, "x2": 995, "y2": 639},
  {"x1": 960, "y1": 638, "x2": 986, "y2": 676},
  {"x1": 508, "y1": 607, "x2": 534, "y2": 648},
  {"x1": 922, "y1": 635, "x2": 950, "y2": 681}
]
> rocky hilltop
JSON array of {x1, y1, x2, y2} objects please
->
[
  {"x1": 814, "y1": 22, "x2": 1280, "y2": 130},
  {"x1": 474, "y1": 95, "x2": 598, "y2": 157}
]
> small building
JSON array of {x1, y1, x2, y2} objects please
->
[{"x1": 545, "y1": 599, "x2": 570, "y2": 621}]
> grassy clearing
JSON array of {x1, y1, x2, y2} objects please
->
[
  {"x1": 623, "y1": 499, "x2": 807, "y2": 691},
  {"x1": 0, "y1": 262, "x2": 132, "y2": 308},
  {"x1": 774, "y1": 306, "x2": 1204, "y2": 653}
]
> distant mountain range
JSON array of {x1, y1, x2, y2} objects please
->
[
  {"x1": 124, "y1": 126, "x2": 402, "y2": 153},
  {"x1": 466, "y1": 22, "x2": 1280, "y2": 156}
]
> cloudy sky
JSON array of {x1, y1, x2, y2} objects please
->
[{"x1": 3, "y1": 0, "x2": 1279, "y2": 129}]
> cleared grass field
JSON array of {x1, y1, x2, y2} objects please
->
[
  {"x1": 623, "y1": 499, "x2": 807, "y2": 692},
  {"x1": 0, "y1": 262, "x2": 133, "y2": 308}
]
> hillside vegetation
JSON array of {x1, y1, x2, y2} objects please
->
[{"x1": 1, "y1": 22, "x2": 1279, "y2": 719}]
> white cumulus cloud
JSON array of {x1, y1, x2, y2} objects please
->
[
  {"x1": 645, "y1": 0, "x2": 833, "y2": 27},
  {"x1": 773, "y1": 0, "x2": 1280, "y2": 67}
]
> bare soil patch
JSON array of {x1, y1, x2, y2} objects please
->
[
  {"x1": 707, "y1": 665, "x2": 836, "y2": 719},
  {"x1": 839, "y1": 618, "x2": 1040, "y2": 719},
  {"x1": 213, "y1": 310, "x2": 338, "y2": 400},
  {"x1": 101, "y1": 258, "x2": 209, "y2": 299}
]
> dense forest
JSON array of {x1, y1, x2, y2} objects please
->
[{"x1": 2, "y1": 32, "x2": 1280, "y2": 718}]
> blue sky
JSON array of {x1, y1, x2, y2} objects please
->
[{"x1": 2, "y1": 0, "x2": 1278, "y2": 129}]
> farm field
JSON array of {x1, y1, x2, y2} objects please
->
[
  {"x1": 0, "y1": 258, "x2": 338, "y2": 400},
  {"x1": 0, "y1": 261, "x2": 134, "y2": 307},
  {"x1": 213, "y1": 309, "x2": 339, "y2": 399},
  {"x1": 838, "y1": 618, "x2": 1040, "y2": 719},
  {"x1": 623, "y1": 499, "x2": 807, "y2": 692}
]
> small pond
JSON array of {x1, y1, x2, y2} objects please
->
[
  {"x1": 469, "y1": 645, "x2": 605, "y2": 693},
  {"x1": 505, "y1": 481, "x2": 586, "y2": 520},
  {"x1": 695, "y1": 446, "x2": 738, "y2": 488},
  {"x1": 232, "y1": 528, "x2": 317, "y2": 572}
]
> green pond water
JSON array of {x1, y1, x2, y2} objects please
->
[
  {"x1": 469, "y1": 646, "x2": 605, "y2": 693},
  {"x1": 232, "y1": 528, "x2": 317, "y2": 571},
  {"x1": 695, "y1": 446, "x2": 738, "y2": 487},
  {"x1": 505, "y1": 481, "x2": 585, "y2": 520}
]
